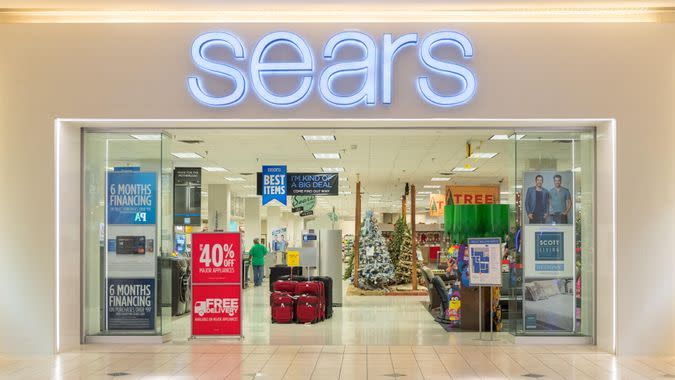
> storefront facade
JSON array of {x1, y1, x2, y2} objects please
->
[{"x1": 0, "y1": 6, "x2": 673, "y2": 356}]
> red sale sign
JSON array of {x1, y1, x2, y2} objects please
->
[
  {"x1": 192, "y1": 284, "x2": 241, "y2": 336},
  {"x1": 191, "y1": 232, "x2": 242, "y2": 337},
  {"x1": 192, "y1": 233, "x2": 241, "y2": 284}
]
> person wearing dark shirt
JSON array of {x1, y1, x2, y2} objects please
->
[
  {"x1": 549, "y1": 174, "x2": 572, "y2": 224},
  {"x1": 525, "y1": 174, "x2": 550, "y2": 224}
]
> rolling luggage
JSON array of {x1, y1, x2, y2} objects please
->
[
  {"x1": 270, "y1": 292, "x2": 294, "y2": 323},
  {"x1": 268, "y1": 265, "x2": 303, "y2": 291},
  {"x1": 295, "y1": 294, "x2": 320, "y2": 323},
  {"x1": 279, "y1": 275, "x2": 309, "y2": 283},
  {"x1": 310, "y1": 276, "x2": 333, "y2": 319},
  {"x1": 273, "y1": 280, "x2": 298, "y2": 293},
  {"x1": 294, "y1": 281, "x2": 325, "y2": 321}
]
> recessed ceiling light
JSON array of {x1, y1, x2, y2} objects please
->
[
  {"x1": 452, "y1": 167, "x2": 477, "y2": 172},
  {"x1": 489, "y1": 134, "x2": 525, "y2": 141},
  {"x1": 431, "y1": 177, "x2": 450, "y2": 182},
  {"x1": 313, "y1": 153, "x2": 341, "y2": 159},
  {"x1": 322, "y1": 167, "x2": 344, "y2": 172},
  {"x1": 469, "y1": 152, "x2": 498, "y2": 159},
  {"x1": 417, "y1": 191, "x2": 432, "y2": 195},
  {"x1": 171, "y1": 152, "x2": 203, "y2": 159},
  {"x1": 225, "y1": 177, "x2": 246, "y2": 182},
  {"x1": 303, "y1": 135, "x2": 336, "y2": 141},
  {"x1": 339, "y1": 191, "x2": 352, "y2": 195},
  {"x1": 424, "y1": 185, "x2": 441, "y2": 189},
  {"x1": 369, "y1": 194, "x2": 382, "y2": 197},
  {"x1": 243, "y1": 185, "x2": 257, "y2": 189},
  {"x1": 131, "y1": 134, "x2": 162, "y2": 141},
  {"x1": 572, "y1": 167, "x2": 582, "y2": 172},
  {"x1": 202, "y1": 166, "x2": 228, "y2": 172},
  {"x1": 500, "y1": 192, "x2": 511, "y2": 195},
  {"x1": 339, "y1": 177, "x2": 348, "y2": 182}
]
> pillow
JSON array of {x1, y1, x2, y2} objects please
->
[
  {"x1": 536, "y1": 280, "x2": 561, "y2": 298},
  {"x1": 525, "y1": 282, "x2": 547, "y2": 301}
]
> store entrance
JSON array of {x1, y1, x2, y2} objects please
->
[{"x1": 82, "y1": 126, "x2": 596, "y2": 345}]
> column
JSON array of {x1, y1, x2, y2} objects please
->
[{"x1": 207, "y1": 184, "x2": 231, "y2": 231}]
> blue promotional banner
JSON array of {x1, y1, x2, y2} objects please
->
[
  {"x1": 288, "y1": 173, "x2": 339, "y2": 195},
  {"x1": 106, "y1": 278, "x2": 155, "y2": 330},
  {"x1": 262, "y1": 165, "x2": 287, "y2": 205},
  {"x1": 107, "y1": 171, "x2": 157, "y2": 225}
]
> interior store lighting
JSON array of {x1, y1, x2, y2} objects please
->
[
  {"x1": 369, "y1": 194, "x2": 383, "y2": 197},
  {"x1": 313, "y1": 153, "x2": 341, "y2": 159},
  {"x1": 452, "y1": 166, "x2": 477, "y2": 172},
  {"x1": 322, "y1": 167, "x2": 344, "y2": 172},
  {"x1": 243, "y1": 185, "x2": 257, "y2": 189},
  {"x1": 171, "y1": 152, "x2": 203, "y2": 159},
  {"x1": 225, "y1": 177, "x2": 246, "y2": 182},
  {"x1": 424, "y1": 185, "x2": 441, "y2": 189},
  {"x1": 130, "y1": 134, "x2": 162, "y2": 141},
  {"x1": 202, "y1": 166, "x2": 228, "y2": 172},
  {"x1": 339, "y1": 191, "x2": 352, "y2": 195},
  {"x1": 489, "y1": 134, "x2": 525, "y2": 141},
  {"x1": 431, "y1": 177, "x2": 450, "y2": 181},
  {"x1": 303, "y1": 135, "x2": 336, "y2": 141},
  {"x1": 469, "y1": 152, "x2": 498, "y2": 159},
  {"x1": 417, "y1": 191, "x2": 432, "y2": 195}
]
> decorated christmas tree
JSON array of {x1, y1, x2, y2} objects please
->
[
  {"x1": 394, "y1": 223, "x2": 419, "y2": 284},
  {"x1": 387, "y1": 217, "x2": 406, "y2": 269},
  {"x1": 356, "y1": 210, "x2": 395, "y2": 290}
]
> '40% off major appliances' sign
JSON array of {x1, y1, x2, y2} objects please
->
[{"x1": 191, "y1": 233, "x2": 241, "y2": 283}]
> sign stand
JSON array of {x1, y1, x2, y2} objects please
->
[{"x1": 468, "y1": 237, "x2": 502, "y2": 342}]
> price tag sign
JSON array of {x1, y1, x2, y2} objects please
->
[
  {"x1": 192, "y1": 233, "x2": 241, "y2": 284},
  {"x1": 287, "y1": 250, "x2": 300, "y2": 267}
]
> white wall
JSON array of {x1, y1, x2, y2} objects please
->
[{"x1": 0, "y1": 22, "x2": 673, "y2": 355}]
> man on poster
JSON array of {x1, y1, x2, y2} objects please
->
[
  {"x1": 525, "y1": 174, "x2": 549, "y2": 224},
  {"x1": 549, "y1": 174, "x2": 572, "y2": 224}
]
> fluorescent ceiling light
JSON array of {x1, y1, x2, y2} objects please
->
[
  {"x1": 452, "y1": 167, "x2": 477, "y2": 172},
  {"x1": 515, "y1": 185, "x2": 523, "y2": 189},
  {"x1": 339, "y1": 177, "x2": 348, "y2": 182},
  {"x1": 313, "y1": 153, "x2": 341, "y2": 159},
  {"x1": 171, "y1": 152, "x2": 203, "y2": 159},
  {"x1": 225, "y1": 177, "x2": 246, "y2": 182},
  {"x1": 202, "y1": 166, "x2": 228, "y2": 172},
  {"x1": 572, "y1": 167, "x2": 582, "y2": 172},
  {"x1": 431, "y1": 177, "x2": 450, "y2": 182},
  {"x1": 469, "y1": 152, "x2": 498, "y2": 159},
  {"x1": 339, "y1": 191, "x2": 352, "y2": 195},
  {"x1": 417, "y1": 191, "x2": 432, "y2": 195},
  {"x1": 243, "y1": 185, "x2": 257, "y2": 189},
  {"x1": 369, "y1": 194, "x2": 382, "y2": 197},
  {"x1": 130, "y1": 134, "x2": 162, "y2": 141},
  {"x1": 322, "y1": 167, "x2": 344, "y2": 172},
  {"x1": 489, "y1": 134, "x2": 525, "y2": 141},
  {"x1": 500, "y1": 192, "x2": 511, "y2": 195},
  {"x1": 303, "y1": 135, "x2": 336, "y2": 141},
  {"x1": 424, "y1": 185, "x2": 441, "y2": 189}
]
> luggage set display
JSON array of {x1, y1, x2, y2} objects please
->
[{"x1": 270, "y1": 276, "x2": 333, "y2": 324}]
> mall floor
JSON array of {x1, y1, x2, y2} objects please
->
[{"x1": 2, "y1": 280, "x2": 674, "y2": 379}]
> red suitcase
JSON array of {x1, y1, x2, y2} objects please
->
[
  {"x1": 273, "y1": 280, "x2": 298, "y2": 294},
  {"x1": 295, "y1": 294, "x2": 320, "y2": 323},
  {"x1": 294, "y1": 281, "x2": 325, "y2": 321},
  {"x1": 271, "y1": 292, "x2": 294, "y2": 323}
]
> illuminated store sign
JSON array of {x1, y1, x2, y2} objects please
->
[{"x1": 187, "y1": 31, "x2": 476, "y2": 108}]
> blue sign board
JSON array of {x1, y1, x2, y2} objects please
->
[
  {"x1": 535, "y1": 231, "x2": 564, "y2": 261},
  {"x1": 262, "y1": 165, "x2": 287, "y2": 205},
  {"x1": 106, "y1": 278, "x2": 155, "y2": 331},
  {"x1": 288, "y1": 173, "x2": 339, "y2": 195},
  {"x1": 107, "y1": 172, "x2": 157, "y2": 225}
]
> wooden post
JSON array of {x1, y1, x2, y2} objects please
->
[
  {"x1": 411, "y1": 184, "x2": 418, "y2": 290},
  {"x1": 402, "y1": 195, "x2": 407, "y2": 220},
  {"x1": 353, "y1": 181, "x2": 361, "y2": 288}
]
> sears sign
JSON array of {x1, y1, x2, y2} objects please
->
[{"x1": 187, "y1": 31, "x2": 476, "y2": 108}]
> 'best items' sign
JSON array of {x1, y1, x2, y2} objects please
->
[{"x1": 262, "y1": 165, "x2": 287, "y2": 205}]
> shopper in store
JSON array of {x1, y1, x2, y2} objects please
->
[
  {"x1": 249, "y1": 238, "x2": 268, "y2": 287},
  {"x1": 549, "y1": 174, "x2": 572, "y2": 224},
  {"x1": 525, "y1": 174, "x2": 550, "y2": 224}
]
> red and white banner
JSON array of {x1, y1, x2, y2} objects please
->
[{"x1": 191, "y1": 232, "x2": 241, "y2": 336}]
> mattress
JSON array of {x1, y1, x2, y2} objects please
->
[{"x1": 524, "y1": 293, "x2": 574, "y2": 331}]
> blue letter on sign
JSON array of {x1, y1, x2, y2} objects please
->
[
  {"x1": 319, "y1": 32, "x2": 377, "y2": 107},
  {"x1": 251, "y1": 32, "x2": 314, "y2": 107},
  {"x1": 417, "y1": 31, "x2": 477, "y2": 107},
  {"x1": 187, "y1": 32, "x2": 247, "y2": 107},
  {"x1": 382, "y1": 33, "x2": 418, "y2": 105}
]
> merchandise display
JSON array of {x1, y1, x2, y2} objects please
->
[
  {"x1": 356, "y1": 210, "x2": 395, "y2": 290},
  {"x1": 393, "y1": 221, "x2": 419, "y2": 284},
  {"x1": 270, "y1": 279, "x2": 330, "y2": 324},
  {"x1": 387, "y1": 218, "x2": 407, "y2": 269}
]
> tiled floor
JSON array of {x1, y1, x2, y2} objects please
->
[
  {"x1": 5, "y1": 279, "x2": 673, "y2": 379},
  {"x1": 2, "y1": 344, "x2": 675, "y2": 380}
]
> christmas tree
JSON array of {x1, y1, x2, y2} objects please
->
[
  {"x1": 387, "y1": 217, "x2": 406, "y2": 269},
  {"x1": 394, "y1": 223, "x2": 419, "y2": 284},
  {"x1": 356, "y1": 210, "x2": 395, "y2": 290}
]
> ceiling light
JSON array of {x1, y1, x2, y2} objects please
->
[
  {"x1": 130, "y1": 134, "x2": 162, "y2": 141},
  {"x1": 469, "y1": 152, "x2": 498, "y2": 159},
  {"x1": 431, "y1": 177, "x2": 450, "y2": 182},
  {"x1": 500, "y1": 192, "x2": 511, "y2": 195},
  {"x1": 339, "y1": 191, "x2": 352, "y2": 195},
  {"x1": 313, "y1": 153, "x2": 341, "y2": 159},
  {"x1": 417, "y1": 191, "x2": 432, "y2": 195},
  {"x1": 202, "y1": 166, "x2": 228, "y2": 172},
  {"x1": 225, "y1": 177, "x2": 246, "y2": 182},
  {"x1": 322, "y1": 167, "x2": 344, "y2": 172},
  {"x1": 452, "y1": 167, "x2": 477, "y2": 172},
  {"x1": 303, "y1": 135, "x2": 336, "y2": 141},
  {"x1": 369, "y1": 194, "x2": 382, "y2": 197},
  {"x1": 339, "y1": 177, "x2": 348, "y2": 182},
  {"x1": 572, "y1": 167, "x2": 582, "y2": 172},
  {"x1": 171, "y1": 152, "x2": 203, "y2": 159},
  {"x1": 243, "y1": 185, "x2": 257, "y2": 189},
  {"x1": 489, "y1": 134, "x2": 525, "y2": 141},
  {"x1": 424, "y1": 185, "x2": 441, "y2": 189}
]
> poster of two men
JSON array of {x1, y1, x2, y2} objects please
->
[{"x1": 523, "y1": 171, "x2": 573, "y2": 225}]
